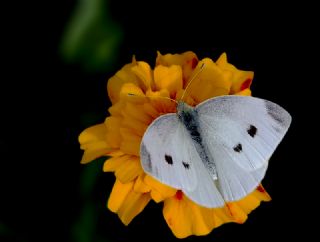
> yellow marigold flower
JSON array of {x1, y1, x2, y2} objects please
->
[{"x1": 79, "y1": 51, "x2": 271, "y2": 238}]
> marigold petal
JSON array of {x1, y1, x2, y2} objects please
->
[
  {"x1": 134, "y1": 174, "x2": 151, "y2": 193},
  {"x1": 103, "y1": 154, "x2": 144, "y2": 184},
  {"x1": 79, "y1": 124, "x2": 110, "y2": 164},
  {"x1": 123, "y1": 102, "x2": 153, "y2": 125},
  {"x1": 142, "y1": 103, "x2": 160, "y2": 119},
  {"x1": 108, "y1": 101, "x2": 125, "y2": 117},
  {"x1": 156, "y1": 51, "x2": 198, "y2": 85},
  {"x1": 226, "y1": 203, "x2": 248, "y2": 223},
  {"x1": 162, "y1": 187, "x2": 271, "y2": 238},
  {"x1": 144, "y1": 175, "x2": 176, "y2": 202},
  {"x1": 107, "y1": 150, "x2": 125, "y2": 157},
  {"x1": 154, "y1": 65, "x2": 183, "y2": 97},
  {"x1": 79, "y1": 123, "x2": 106, "y2": 146},
  {"x1": 107, "y1": 63, "x2": 140, "y2": 104},
  {"x1": 224, "y1": 185, "x2": 271, "y2": 224},
  {"x1": 105, "y1": 117, "x2": 122, "y2": 148},
  {"x1": 115, "y1": 156, "x2": 143, "y2": 183},
  {"x1": 80, "y1": 142, "x2": 111, "y2": 164},
  {"x1": 145, "y1": 89, "x2": 177, "y2": 114},
  {"x1": 175, "y1": 89, "x2": 197, "y2": 107},
  {"x1": 118, "y1": 191, "x2": 151, "y2": 226},
  {"x1": 131, "y1": 61, "x2": 154, "y2": 91},
  {"x1": 118, "y1": 129, "x2": 142, "y2": 156},
  {"x1": 120, "y1": 142, "x2": 140, "y2": 157},
  {"x1": 121, "y1": 118, "x2": 148, "y2": 137},
  {"x1": 211, "y1": 206, "x2": 234, "y2": 227},
  {"x1": 230, "y1": 74, "x2": 253, "y2": 94},
  {"x1": 120, "y1": 118, "x2": 148, "y2": 139},
  {"x1": 163, "y1": 195, "x2": 192, "y2": 238},
  {"x1": 108, "y1": 179, "x2": 134, "y2": 213},
  {"x1": 189, "y1": 203, "x2": 215, "y2": 236},
  {"x1": 235, "y1": 193, "x2": 263, "y2": 214},
  {"x1": 186, "y1": 58, "x2": 231, "y2": 104},
  {"x1": 119, "y1": 83, "x2": 147, "y2": 104},
  {"x1": 121, "y1": 102, "x2": 150, "y2": 136},
  {"x1": 108, "y1": 180, "x2": 151, "y2": 225},
  {"x1": 252, "y1": 185, "x2": 272, "y2": 201},
  {"x1": 216, "y1": 53, "x2": 254, "y2": 94},
  {"x1": 164, "y1": 194, "x2": 235, "y2": 238},
  {"x1": 215, "y1": 52, "x2": 229, "y2": 68},
  {"x1": 234, "y1": 88, "x2": 252, "y2": 96},
  {"x1": 103, "y1": 155, "x2": 131, "y2": 172}
]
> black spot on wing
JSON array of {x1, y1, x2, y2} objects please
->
[
  {"x1": 182, "y1": 161, "x2": 190, "y2": 169},
  {"x1": 233, "y1": 143, "x2": 242, "y2": 152},
  {"x1": 247, "y1": 124, "x2": 257, "y2": 137},
  {"x1": 165, "y1": 154, "x2": 173, "y2": 165}
]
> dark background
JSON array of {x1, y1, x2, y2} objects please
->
[{"x1": 1, "y1": 1, "x2": 314, "y2": 241}]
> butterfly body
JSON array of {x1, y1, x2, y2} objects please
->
[
  {"x1": 140, "y1": 95, "x2": 291, "y2": 208},
  {"x1": 177, "y1": 101, "x2": 218, "y2": 180}
]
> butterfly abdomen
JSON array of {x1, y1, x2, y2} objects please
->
[{"x1": 180, "y1": 112, "x2": 201, "y2": 142}]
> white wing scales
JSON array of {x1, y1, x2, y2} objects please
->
[
  {"x1": 140, "y1": 114, "x2": 225, "y2": 207},
  {"x1": 141, "y1": 114, "x2": 198, "y2": 191},
  {"x1": 196, "y1": 95, "x2": 291, "y2": 202}
]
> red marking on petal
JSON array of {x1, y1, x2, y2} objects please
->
[
  {"x1": 257, "y1": 185, "x2": 265, "y2": 193},
  {"x1": 175, "y1": 190, "x2": 183, "y2": 200},
  {"x1": 191, "y1": 58, "x2": 198, "y2": 69},
  {"x1": 182, "y1": 77, "x2": 187, "y2": 86},
  {"x1": 226, "y1": 204, "x2": 234, "y2": 216},
  {"x1": 240, "y1": 78, "x2": 252, "y2": 91}
]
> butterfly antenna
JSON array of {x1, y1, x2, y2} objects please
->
[
  {"x1": 180, "y1": 63, "x2": 205, "y2": 102},
  {"x1": 127, "y1": 93, "x2": 178, "y2": 105}
]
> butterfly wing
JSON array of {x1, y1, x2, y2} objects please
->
[
  {"x1": 196, "y1": 95, "x2": 291, "y2": 201},
  {"x1": 140, "y1": 114, "x2": 225, "y2": 207}
]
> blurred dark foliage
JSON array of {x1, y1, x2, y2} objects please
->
[
  {"x1": 1, "y1": 0, "x2": 315, "y2": 241},
  {"x1": 60, "y1": 0, "x2": 122, "y2": 72}
]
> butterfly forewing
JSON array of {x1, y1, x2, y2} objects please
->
[
  {"x1": 140, "y1": 113, "x2": 225, "y2": 207},
  {"x1": 140, "y1": 114, "x2": 198, "y2": 191},
  {"x1": 195, "y1": 95, "x2": 291, "y2": 201}
]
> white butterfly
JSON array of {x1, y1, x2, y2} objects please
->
[{"x1": 140, "y1": 95, "x2": 291, "y2": 208}]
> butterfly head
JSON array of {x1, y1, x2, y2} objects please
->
[{"x1": 177, "y1": 101, "x2": 196, "y2": 124}]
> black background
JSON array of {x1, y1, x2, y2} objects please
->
[{"x1": 1, "y1": 1, "x2": 314, "y2": 241}]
